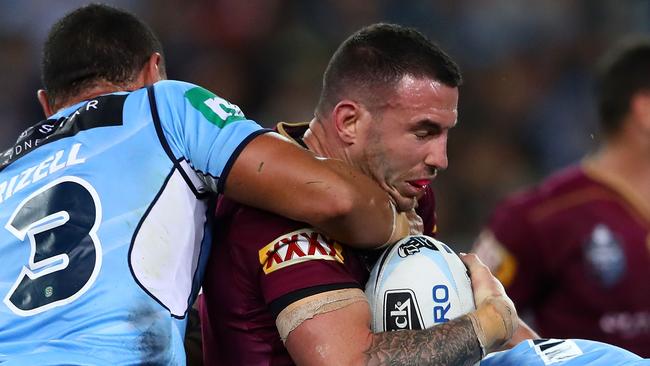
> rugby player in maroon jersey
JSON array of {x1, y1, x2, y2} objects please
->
[
  {"x1": 200, "y1": 24, "x2": 525, "y2": 365},
  {"x1": 474, "y1": 38, "x2": 650, "y2": 357}
]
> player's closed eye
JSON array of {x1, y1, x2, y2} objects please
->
[{"x1": 414, "y1": 130, "x2": 438, "y2": 140}]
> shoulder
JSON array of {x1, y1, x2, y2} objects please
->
[
  {"x1": 143, "y1": 80, "x2": 202, "y2": 111},
  {"x1": 478, "y1": 166, "x2": 587, "y2": 271},
  {"x1": 490, "y1": 165, "x2": 592, "y2": 224},
  {"x1": 149, "y1": 80, "x2": 227, "y2": 106},
  {"x1": 216, "y1": 195, "x2": 302, "y2": 228},
  {"x1": 215, "y1": 198, "x2": 353, "y2": 270},
  {"x1": 216, "y1": 196, "x2": 309, "y2": 248},
  {"x1": 150, "y1": 80, "x2": 202, "y2": 95}
]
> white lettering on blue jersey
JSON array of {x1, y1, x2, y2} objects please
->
[
  {"x1": 203, "y1": 94, "x2": 243, "y2": 121},
  {"x1": 0, "y1": 143, "x2": 85, "y2": 203}
]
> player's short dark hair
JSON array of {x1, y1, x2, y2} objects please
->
[
  {"x1": 316, "y1": 23, "x2": 462, "y2": 116},
  {"x1": 42, "y1": 3, "x2": 165, "y2": 107},
  {"x1": 595, "y1": 37, "x2": 650, "y2": 136}
]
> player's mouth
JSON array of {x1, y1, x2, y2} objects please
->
[{"x1": 406, "y1": 179, "x2": 432, "y2": 191}]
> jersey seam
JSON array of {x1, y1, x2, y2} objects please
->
[{"x1": 147, "y1": 85, "x2": 205, "y2": 199}]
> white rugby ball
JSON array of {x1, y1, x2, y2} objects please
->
[{"x1": 365, "y1": 235, "x2": 475, "y2": 332}]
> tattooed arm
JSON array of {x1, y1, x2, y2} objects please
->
[
  {"x1": 366, "y1": 315, "x2": 481, "y2": 366},
  {"x1": 284, "y1": 254, "x2": 517, "y2": 366},
  {"x1": 284, "y1": 298, "x2": 479, "y2": 366}
]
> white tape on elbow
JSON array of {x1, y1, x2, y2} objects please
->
[{"x1": 276, "y1": 288, "x2": 368, "y2": 342}]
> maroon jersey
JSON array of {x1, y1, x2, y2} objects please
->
[
  {"x1": 474, "y1": 163, "x2": 650, "y2": 357},
  {"x1": 199, "y1": 122, "x2": 437, "y2": 365}
]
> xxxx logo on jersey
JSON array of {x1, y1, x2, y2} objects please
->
[
  {"x1": 184, "y1": 87, "x2": 245, "y2": 127},
  {"x1": 258, "y1": 229, "x2": 344, "y2": 274}
]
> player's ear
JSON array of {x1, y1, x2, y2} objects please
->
[
  {"x1": 332, "y1": 100, "x2": 364, "y2": 144},
  {"x1": 630, "y1": 91, "x2": 650, "y2": 132},
  {"x1": 142, "y1": 52, "x2": 164, "y2": 85},
  {"x1": 37, "y1": 89, "x2": 54, "y2": 118}
]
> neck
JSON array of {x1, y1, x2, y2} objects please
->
[
  {"x1": 303, "y1": 117, "x2": 351, "y2": 163},
  {"x1": 54, "y1": 81, "x2": 139, "y2": 112},
  {"x1": 588, "y1": 133, "x2": 650, "y2": 202}
]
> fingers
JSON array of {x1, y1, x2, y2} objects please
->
[
  {"x1": 384, "y1": 204, "x2": 410, "y2": 247},
  {"x1": 460, "y1": 253, "x2": 518, "y2": 352},
  {"x1": 460, "y1": 253, "x2": 504, "y2": 303},
  {"x1": 382, "y1": 210, "x2": 425, "y2": 247},
  {"x1": 459, "y1": 252, "x2": 486, "y2": 271}
]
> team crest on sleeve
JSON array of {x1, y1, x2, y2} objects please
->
[
  {"x1": 184, "y1": 87, "x2": 245, "y2": 127},
  {"x1": 258, "y1": 229, "x2": 344, "y2": 274}
]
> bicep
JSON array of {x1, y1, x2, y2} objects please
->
[
  {"x1": 225, "y1": 132, "x2": 358, "y2": 221},
  {"x1": 225, "y1": 132, "x2": 326, "y2": 216},
  {"x1": 284, "y1": 298, "x2": 373, "y2": 366},
  {"x1": 225, "y1": 132, "x2": 397, "y2": 248}
]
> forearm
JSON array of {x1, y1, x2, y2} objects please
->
[
  {"x1": 358, "y1": 243, "x2": 519, "y2": 366},
  {"x1": 306, "y1": 158, "x2": 407, "y2": 247},
  {"x1": 225, "y1": 133, "x2": 400, "y2": 247},
  {"x1": 365, "y1": 315, "x2": 482, "y2": 366}
]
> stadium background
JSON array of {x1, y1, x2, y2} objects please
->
[{"x1": 1, "y1": 0, "x2": 649, "y2": 252}]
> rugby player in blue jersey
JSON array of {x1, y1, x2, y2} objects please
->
[{"x1": 0, "y1": 4, "x2": 415, "y2": 365}]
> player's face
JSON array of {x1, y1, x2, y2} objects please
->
[{"x1": 355, "y1": 75, "x2": 458, "y2": 210}]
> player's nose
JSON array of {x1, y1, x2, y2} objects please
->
[{"x1": 424, "y1": 138, "x2": 448, "y2": 171}]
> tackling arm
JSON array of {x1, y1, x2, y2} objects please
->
[{"x1": 225, "y1": 132, "x2": 412, "y2": 248}]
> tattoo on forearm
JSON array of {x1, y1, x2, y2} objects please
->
[{"x1": 364, "y1": 315, "x2": 482, "y2": 366}]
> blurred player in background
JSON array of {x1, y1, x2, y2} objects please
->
[
  {"x1": 0, "y1": 4, "x2": 415, "y2": 365},
  {"x1": 199, "y1": 23, "x2": 522, "y2": 365},
  {"x1": 473, "y1": 37, "x2": 650, "y2": 357}
]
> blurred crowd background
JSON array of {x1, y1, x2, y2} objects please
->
[{"x1": 1, "y1": 0, "x2": 649, "y2": 251}]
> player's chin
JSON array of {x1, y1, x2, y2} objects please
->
[
  {"x1": 401, "y1": 183, "x2": 427, "y2": 200},
  {"x1": 391, "y1": 192, "x2": 418, "y2": 212}
]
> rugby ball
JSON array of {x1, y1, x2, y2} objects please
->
[{"x1": 365, "y1": 235, "x2": 475, "y2": 332}]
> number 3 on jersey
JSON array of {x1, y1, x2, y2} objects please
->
[{"x1": 3, "y1": 176, "x2": 102, "y2": 316}]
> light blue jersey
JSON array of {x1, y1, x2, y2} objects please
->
[
  {"x1": 0, "y1": 80, "x2": 267, "y2": 365},
  {"x1": 482, "y1": 338, "x2": 648, "y2": 366}
]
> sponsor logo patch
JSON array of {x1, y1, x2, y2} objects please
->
[
  {"x1": 383, "y1": 289, "x2": 424, "y2": 331},
  {"x1": 531, "y1": 339, "x2": 583, "y2": 364},
  {"x1": 184, "y1": 87, "x2": 245, "y2": 127},
  {"x1": 258, "y1": 229, "x2": 344, "y2": 274}
]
